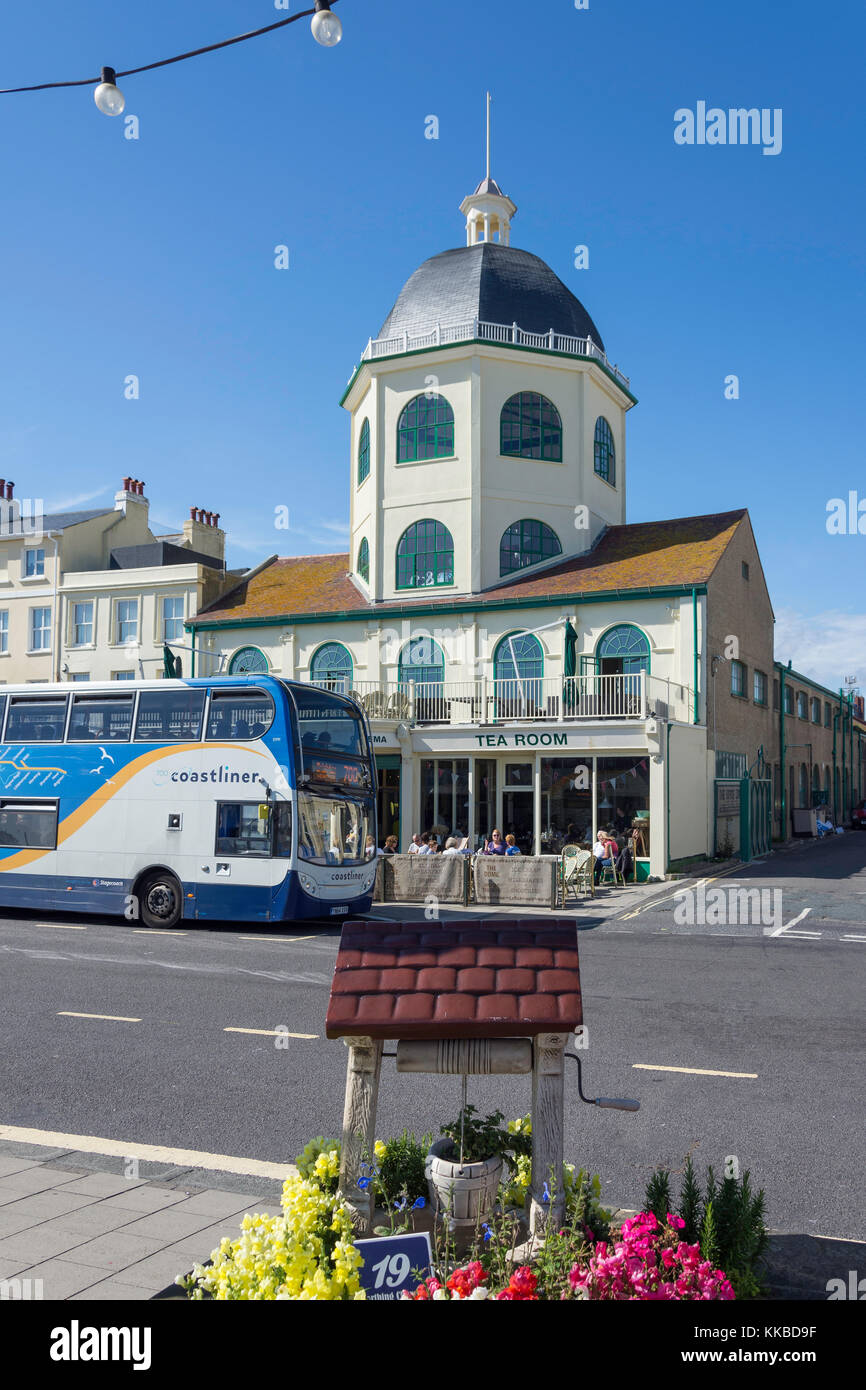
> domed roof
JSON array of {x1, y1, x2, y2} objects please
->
[{"x1": 377, "y1": 242, "x2": 604, "y2": 353}]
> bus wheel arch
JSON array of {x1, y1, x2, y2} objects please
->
[{"x1": 132, "y1": 867, "x2": 184, "y2": 929}]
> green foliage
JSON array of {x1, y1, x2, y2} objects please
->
[
  {"x1": 699, "y1": 1199, "x2": 719, "y2": 1269},
  {"x1": 374, "y1": 1129, "x2": 431, "y2": 1206},
  {"x1": 679, "y1": 1154, "x2": 702, "y2": 1246},
  {"x1": 647, "y1": 1156, "x2": 768, "y2": 1298},
  {"x1": 440, "y1": 1105, "x2": 531, "y2": 1169},
  {"x1": 644, "y1": 1167, "x2": 673, "y2": 1224}
]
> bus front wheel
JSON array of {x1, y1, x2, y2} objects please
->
[{"x1": 136, "y1": 870, "x2": 183, "y2": 930}]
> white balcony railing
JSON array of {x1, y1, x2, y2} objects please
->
[
  {"x1": 356, "y1": 317, "x2": 630, "y2": 390},
  {"x1": 308, "y1": 673, "x2": 693, "y2": 725}
]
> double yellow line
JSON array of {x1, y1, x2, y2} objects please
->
[{"x1": 617, "y1": 861, "x2": 744, "y2": 920}]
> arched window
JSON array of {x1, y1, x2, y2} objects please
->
[
  {"x1": 310, "y1": 642, "x2": 353, "y2": 694},
  {"x1": 399, "y1": 636, "x2": 445, "y2": 721},
  {"x1": 396, "y1": 519, "x2": 454, "y2": 590},
  {"x1": 811, "y1": 765, "x2": 822, "y2": 806},
  {"x1": 493, "y1": 632, "x2": 544, "y2": 717},
  {"x1": 228, "y1": 646, "x2": 268, "y2": 675},
  {"x1": 798, "y1": 763, "x2": 808, "y2": 808},
  {"x1": 594, "y1": 417, "x2": 616, "y2": 484},
  {"x1": 596, "y1": 624, "x2": 650, "y2": 675},
  {"x1": 500, "y1": 392, "x2": 563, "y2": 461},
  {"x1": 357, "y1": 418, "x2": 370, "y2": 484},
  {"x1": 500, "y1": 519, "x2": 562, "y2": 576},
  {"x1": 397, "y1": 394, "x2": 454, "y2": 462},
  {"x1": 357, "y1": 537, "x2": 369, "y2": 584}
]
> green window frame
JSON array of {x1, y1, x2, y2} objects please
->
[
  {"x1": 597, "y1": 624, "x2": 651, "y2": 675},
  {"x1": 398, "y1": 636, "x2": 445, "y2": 689},
  {"x1": 357, "y1": 537, "x2": 370, "y2": 584},
  {"x1": 753, "y1": 670, "x2": 768, "y2": 705},
  {"x1": 493, "y1": 632, "x2": 544, "y2": 683},
  {"x1": 228, "y1": 646, "x2": 269, "y2": 676},
  {"x1": 397, "y1": 394, "x2": 454, "y2": 463},
  {"x1": 731, "y1": 660, "x2": 746, "y2": 698},
  {"x1": 500, "y1": 392, "x2": 562, "y2": 461},
  {"x1": 499, "y1": 519, "x2": 562, "y2": 577},
  {"x1": 396, "y1": 519, "x2": 454, "y2": 590},
  {"x1": 310, "y1": 642, "x2": 353, "y2": 694},
  {"x1": 357, "y1": 418, "x2": 370, "y2": 485},
  {"x1": 594, "y1": 417, "x2": 616, "y2": 485}
]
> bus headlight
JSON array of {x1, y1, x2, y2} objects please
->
[{"x1": 299, "y1": 874, "x2": 317, "y2": 896}]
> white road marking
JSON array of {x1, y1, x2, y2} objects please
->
[
  {"x1": 27, "y1": 922, "x2": 87, "y2": 931},
  {"x1": 238, "y1": 935, "x2": 316, "y2": 944},
  {"x1": 131, "y1": 929, "x2": 188, "y2": 936},
  {"x1": 841, "y1": 935, "x2": 866, "y2": 942},
  {"x1": 57, "y1": 1011, "x2": 141, "y2": 1023},
  {"x1": 224, "y1": 1026, "x2": 318, "y2": 1039},
  {"x1": 633, "y1": 1063, "x2": 757, "y2": 1079},
  {"x1": 0, "y1": 1123, "x2": 297, "y2": 1180},
  {"x1": 765, "y1": 908, "x2": 817, "y2": 938}
]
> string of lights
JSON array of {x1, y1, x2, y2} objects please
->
[{"x1": 0, "y1": 1, "x2": 343, "y2": 114}]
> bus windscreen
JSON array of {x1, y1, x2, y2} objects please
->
[{"x1": 292, "y1": 689, "x2": 368, "y2": 761}]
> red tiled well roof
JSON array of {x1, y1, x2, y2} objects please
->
[{"x1": 325, "y1": 919, "x2": 583, "y2": 1040}]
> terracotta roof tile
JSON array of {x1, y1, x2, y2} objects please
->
[
  {"x1": 194, "y1": 511, "x2": 747, "y2": 626},
  {"x1": 325, "y1": 919, "x2": 583, "y2": 1040}
]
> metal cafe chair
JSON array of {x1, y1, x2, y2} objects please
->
[{"x1": 560, "y1": 845, "x2": 594, "y2": 905}]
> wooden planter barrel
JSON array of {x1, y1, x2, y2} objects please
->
[{"x1": 425, "y1": 1138, "x2": 503, "y2": 1226}]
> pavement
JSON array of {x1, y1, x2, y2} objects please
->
[{"x1": 0, "y1": 1141, "x2": 284, "y2": 1301}]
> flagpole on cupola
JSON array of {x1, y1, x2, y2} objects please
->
[{"x1": 486, "y1": 90, "x2": 492, "y2": 181}]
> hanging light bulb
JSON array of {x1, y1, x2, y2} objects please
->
[
  {"x1": 94, "y1": 66, "x2": 125, "y2": 116},
  {"x1": 311, "y1": 2, "x2": 343, "y2": 47}
]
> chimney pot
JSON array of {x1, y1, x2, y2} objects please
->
[
  {"x1": 6, "y1": 482, "x2": 13, "y2": 500},
  {"x1": 213, "y1": 513, "x2": 220, "y2": 527},
  {"x1": 205, "y1": 511, "x2": 213, "y2": 526},
  {"x1": 189, "y1": 506, "x2": 197, "y2": 521},
  {"x1": 122, "y1": 476, "x2": 131, "y2": 491}
]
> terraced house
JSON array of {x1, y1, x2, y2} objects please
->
[{"x1": 188, "y1": 167, "x2": 863, "y2": 875}]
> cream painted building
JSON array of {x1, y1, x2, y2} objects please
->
[
  {"x1": 0, "y1": 479, "x2": 232, "y2": 685},
  {"x1": 189, "y1": 168, "x2": 783, "y2": 877}
]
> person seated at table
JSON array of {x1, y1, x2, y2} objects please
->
[
  {"x1": 442, "y1": 836, "x2": 462, "y2": 855},
  {"x1": 562, "y1": 822, "x2": 582, "y2": 846},
  {"x1": 592, "y1": 830, "x2": 618, "y2": 884},
  {"x1": 483, "y1": 828, "x2": 507, "y2": 855},
  {"x1": 382, "y1": 835, "x2": 399, "y2": 854},
  {"x1": 504, "y1": 834, "x2": 521, "y2": 856},
  {"x1": 406, "y1": 833, "x2": 423, "y2": 854}
]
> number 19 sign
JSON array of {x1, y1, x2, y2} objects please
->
[{"x1": 355, "y1": 1232, "x2": 433, "y2": 1301}]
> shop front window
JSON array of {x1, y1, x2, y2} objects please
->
[
  {"x1": 540, "y1": 758, "x2": 593, "y2": 853},
  {"x1": 420, "y1": 758, "x2": 469, "y2": 844},
  {"x1": 501, "y1": 762, "x2": 534, "y2": 855},
  {"x1": 473, "y1": 759, "x2": 496, "y2": 850},
  {"x1": 596, "y1": 756, "x2": 650, "y2": 852}
]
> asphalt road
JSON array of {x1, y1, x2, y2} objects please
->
[{"x1": 0, "y1": 833, "x2": 863, "y2": 1239}]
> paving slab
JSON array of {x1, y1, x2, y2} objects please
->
[
  {"x1": 16, "y1": 1258, "x2": 118, "y2": 1300},
  {"x1": 0, "y1": 1223, "x2": 95, "y2": 1264},
  {"x1": 0, "y1": 1190, "x2": 99, "y2": 1224},
  {"x1": 56, "y1": 1173, "x2": 147, "y2": 1199},
  {"x1": 0, "y1": 1157, "x2": 42, "y2": 1179},
  {"x1": 69, "y1": 1277, "x2": 160, "y2": 1302},
  {"x1": 99, "y1": 1185, "x2": 194, "y2": 1214},
  {"x1": 116, "y1": 1208, "x2": 229, "y2": 1242},
  {"x1": 167, "y1": 1188, "x2": 267, "y2": 1218},
  {"x1": 0, "y1": 1167, "x2": 89, "y2": 1199},
  {"x1": 59, "y1": 1230, "x2": 170, "y2": 1272}
]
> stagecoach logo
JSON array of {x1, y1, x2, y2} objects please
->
[{"x1": 92, "y1": 879, "x2": 123, "y2": 888}]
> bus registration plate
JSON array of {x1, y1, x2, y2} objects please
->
[{"x1": 330, "y1": 905, "x2": 349, "y2": 915}]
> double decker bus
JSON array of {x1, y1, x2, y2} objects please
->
[{"x1": 0, "y1": 677, "x2": 378, "y2": 927}]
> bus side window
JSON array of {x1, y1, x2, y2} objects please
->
[
  {"x1": 206, "y1": 690, "x2": 275, "y2": 741},
  {"x1": 135, "y1": 690, "x2": 206, "y2": 741},
  {"x1": 274, "y1": 801, "x2": 292, "y2": 857}
]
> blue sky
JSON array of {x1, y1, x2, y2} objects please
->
[{"x1": 1, "y1": 0, "x2": 863, "y2": 688}]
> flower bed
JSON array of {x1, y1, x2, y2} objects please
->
[{"x1": 175, "y1": 1125, "x2": 766, "y2": 1302}]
